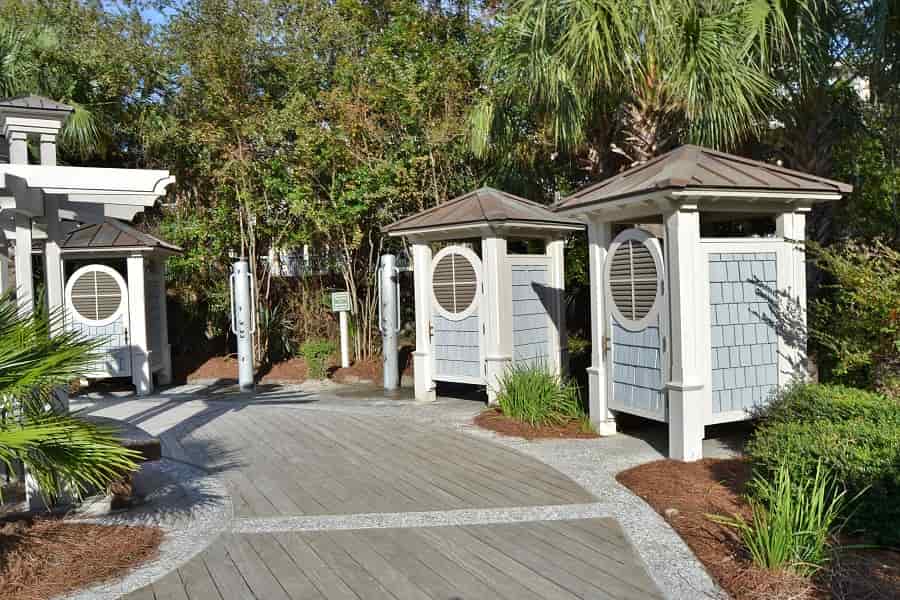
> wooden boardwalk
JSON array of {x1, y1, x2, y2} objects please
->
[
  {"x1": 163, "y1": 407, "x2": 595, "y2": 517},
  {"x1": 126, "y1": 519, "x2": 663, "y2": 600}
]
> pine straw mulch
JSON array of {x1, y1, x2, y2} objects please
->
[
  {"x1": 0, "y1": 517, "x2": 163, "y2": 600},
  {"x1": 617, "y1": 458, "x2": 900, "y2": 600},
  {"x1": 474, "y1": 408, "x2": 600, "y2": 440}
]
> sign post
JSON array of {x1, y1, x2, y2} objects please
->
[{"x1": 331, "y1": 291, "x2": 351, "y2": 368}]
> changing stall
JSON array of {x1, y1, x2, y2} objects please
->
[
  {"x1": 384, "y1": 187, "x2": 583, "y2": 402},
  {"x1": 59, "y1": 219, "x2": 181, "y2": 394},
  {"x1": 554, "y1": 145, "x2": 852, "y2": 460}
]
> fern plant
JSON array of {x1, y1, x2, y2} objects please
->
[{"x1": 0, "y1": 294, "x2": 140, "y2": 506}]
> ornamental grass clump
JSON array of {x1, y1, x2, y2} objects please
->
[
  {"x1": 711, "y1": 462, "x2": 857, "y2": 577},
  {"x1": 495, "y1": 362, "x2": 583, "y2": 426}
]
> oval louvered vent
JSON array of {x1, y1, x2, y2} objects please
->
[
  {"x1": 432, "y1": 249, "x2": 478, "y2": 318},
  {"x1": 68, "y1": 268, "x2": 124, "y2": 323},
  {"x1": 608, "y1": 240, "x2": 659, "y2": 321}
]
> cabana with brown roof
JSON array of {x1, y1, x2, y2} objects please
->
[
  {"x1": 60, "y1": 219, "x2": 181, "y2": 394},
  {"x1": 384, "y1": 187, "x2": 583, "y2": 402},
  {"x1": 554, "y1": 144, "x2": 852, "y2": 460}
]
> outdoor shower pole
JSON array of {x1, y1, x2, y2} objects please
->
[
  {"x1": 230, "y1": 260, "x2": 255, "y2": 392},
  {"x1": 379, "y1": 254, "x2": 400, "y2": 390}
]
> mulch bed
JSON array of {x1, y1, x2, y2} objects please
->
[
  {"x1": 185, "y1": 355, "x2": 241, "y2": 382},
  {"x1": 473, "y1": 408, "x2": 600, "y2": 440},
  {"x1": 0, "y1": 517, "x2": 162, "y2": 600},
  {"x1": 259, "y1": 357, "x2": 309, "y2": 383},
  {"x1": 617, "y1": 458, "x2": 900, "y2": 600}
]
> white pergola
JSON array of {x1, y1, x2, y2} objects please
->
[{"x1": 0, "y1": 95, "x2": 175, "y2": 395}]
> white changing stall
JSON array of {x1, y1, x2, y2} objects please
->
[
  {"x1": 554, "y1": 145, "x2": 852, "y2": 460},
  {"x1": 384, "y1": 187, "x2": 583, "y2": 403},
  {"x1": 60, "y1": 219, "x2": 181, "y2": 394}
]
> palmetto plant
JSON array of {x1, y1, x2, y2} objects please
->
[
  {"x1": 471, "y1": 0, "x2": 817, "y2": 169},
  {"x1": 0, "y1": 294, "x2": 140, "y2": 505}
]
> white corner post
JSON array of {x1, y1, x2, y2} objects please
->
[
  {"x1": 127, "y1": 254, "x2": 152, "y2": 395},
  {"x1": 8, "y1": 130, "x2": 33, "y2": 316},
  {"x1": 0, "y1": 230, "x2": 10, "y2": 296},
  {"x1": 587, "y1": 219, "x2": 616, "y2": 435},
  {"x1": 547, "y1": 237, "x2": 568, "y2": 375},
  {"x1": 154, "y1": 258, "x2": 173, "y2": 385},
  {"x1": 411, "y1": 242, "x2": 436, "y2": 402},
  {"x1": 41, "y1": 133, "x2": 65, "y2": 332},
  {"x1": 339, "y1": 310, "x2": 350, "y2": 369},
  {"x1": 776, "y1": 210, "x2": 809, "y2": 381},
  {"x1": 13, "y1": 212, "x2": 33, "y2": 316},
  {"x1": 482, "y1": 236, "x2": 512, "y2": 405},
  {"x1": 665, "y1": 204, "x2": 705, "y2": 461}
]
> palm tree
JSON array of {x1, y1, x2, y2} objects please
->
[
  {"x1": 471, "y1": 0, "x2": 818, "y2": 173},
  {"x1": 0, "y1": 294, "x2": 139, "y2": 506},
  {"x1": 0, "y1": 21, "x2": 101, "y2": 158}
]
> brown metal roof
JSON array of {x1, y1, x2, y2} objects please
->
[
  {"x1": 61, "y1": 219, "x2": 181, "y2": 253},
  {"x1": 383, "y1": 187, "x2": 583, "y2": 235},
  {"x1": 555, "y1": 144, "x2": 852, "y2": 212},
  {"x1": 0, "y1": 95, "x2": 74, "y2": 112}
]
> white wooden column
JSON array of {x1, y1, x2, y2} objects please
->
[
  {"x1": 42, "y1": 133, "x2": 65, "y2": 330},
  {"x1": 154, "y1": 257, "x2": 173, "y2": 385},
  {"x1": 411, "y1": 242, "x2": 436, "y2": 401},
  {"x1": 482, "y1": 236, "x2": 512, "y2": 405},
  {"x1": 546, "y1": 237, "x2": 567, "y2": 375},
  {"x1": 127, "y1": 254, "x2": 152, "y2": 395},
  {"x1": 587, "y1": 219, "x2": 616, "y2": 434},
  {"x1": 14, "y1": 212, "x2": 33, "y2": 316},
  {"x1": 664, "y1": 205, "x2": 705, "y2": 461},
  {"x1": 776, "y1": 210, "x2": 809, "y2": 381},
  {"x1": 0, "y1": 230, "x2": 10, "y2": 296},
  {"x1": 7, "y1": 130, "x2": 27, "y2": 164}
]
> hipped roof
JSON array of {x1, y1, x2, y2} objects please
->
[
  {"x1": 0, "y1": 95, "x2": 74, "y2": 112},
  {"x1": 384, "y1": 187, "x2": 582, "y2": 236},
  {"x1": 61, "y1": 219, "x2": 181, "y2": 253},
  {"x1": 555, "y1": 144, "x2": 852, "y2": 212}
]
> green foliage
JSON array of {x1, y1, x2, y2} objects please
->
[
  {"x1": 711, "y1": 463, "x2": 854, "y2": 576},
  {"x1": 300, "y1": 338, "x2": 337, "y2": 380},
  {"x1": 0, "y1": 295, "x2": 141, "y2": 506},
  {"x1": 809, "y1": 240, "x2": 900, "y2": 395},
  {"x1": 746, "y1": 384, "x2": 900, "y2": 545},
  {"x1": 567, "y1": 335, "x2": 590, "y2": 357},
  {"x1": 495, "y1": 362, "x2": 583, "y2": 426},
  {"x1": 472, "y1": 0, "x2": 815, "y2": 169}
]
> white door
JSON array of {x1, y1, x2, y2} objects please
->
[
  {"x1": 604, "y1": 229, "x2": 668, "y2": 421},
  {"x1": 65, "y1": 264, "x2": 132, "y2": 378},
  {"x1": 430, "y1": 245, "x2": 484, "y2": 383}
]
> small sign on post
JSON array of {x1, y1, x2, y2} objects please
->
[{"x1": 331, "y1": 291, "x2": 351, "y2": 368}]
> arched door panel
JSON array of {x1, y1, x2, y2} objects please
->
[{"x1": 430, "y1": 245, "x2": 483, "y2": 383}]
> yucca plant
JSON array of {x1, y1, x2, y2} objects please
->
[
  {"x1": 710, "y1": 462, "x2": 860, "y2": 576},
  {"x1": 495, "y1": 361, "x2": 583, "y2": 426},
  {"x1": 0, "y1": 294, "x2": 140, "y2": 506}
]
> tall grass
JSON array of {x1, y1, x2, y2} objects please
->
[
  {"x1": 495, "y1": 362, "x2": 583, "y2": 426},
  {"x1": 711, "y1": 462, "x2": 859, "y2": 576}
]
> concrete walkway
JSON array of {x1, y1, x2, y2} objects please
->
[{"x1": 71, "y1": 384, "x2": 724, "y2": 599}]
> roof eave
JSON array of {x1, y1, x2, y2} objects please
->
[{"x1": 386, "y1": 219, "x2": 584, "y2": 238}]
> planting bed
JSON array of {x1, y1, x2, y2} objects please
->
[
  {"x1": 0, "y1": 517, "x2": 162, "y2": 600},
  {"x1": 474, "y1": 408, "x2": 599, "y2": 440},
  {"x1": 618, "y1": 458, "x2": 900, "y2": 600}
]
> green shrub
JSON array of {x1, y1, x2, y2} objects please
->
[
  {"x1": 747, "y1": 384, "x2": 900, "y2": 544},
  {"x1": 495, "y1": 362, "x2": 583, "y2": 426},
  {"x1": 300, "y1": 338, "x2": 336, "y2": 379},
  {"x1": 711, "y1": 463, "x2": 854, "y2": 576}
]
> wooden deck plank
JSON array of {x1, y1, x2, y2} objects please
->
[
  {"x1": 417, "y1": 525, "x2": 575, "y2": 600},
  {"x1": 245, "y1": 533, "x2": 325, "y2": 600},
  {"x1": 272, "y1": 532, "x2": 360, "y2": 600},
  {"x1": 464, "y1": 523, "x2": 618, "y2": 600},
  {"x1": 201, "y1": 541, "x2": 256, "y2": 600},
  {"x1": 361, "y1": 527, "x2": 513, "y2": 600},
  {"x1": 123, "y1": 585, "x2": 156, "y2": 600},
  {"x1": 301, "y1": 531, "x2": 396, "y2": 600},
  {"x1": 221, "y1": 533, "x2": 293, "y2": 600},
  {"x1": 149, "y1": 568, "x2": 189, "y2": 600},
  {"x1": 325, "y1": 530, "x2": 432, "y2": 600},
  {"x1": 177, "y1": 553, "x2": 225, "y2": 600}
]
